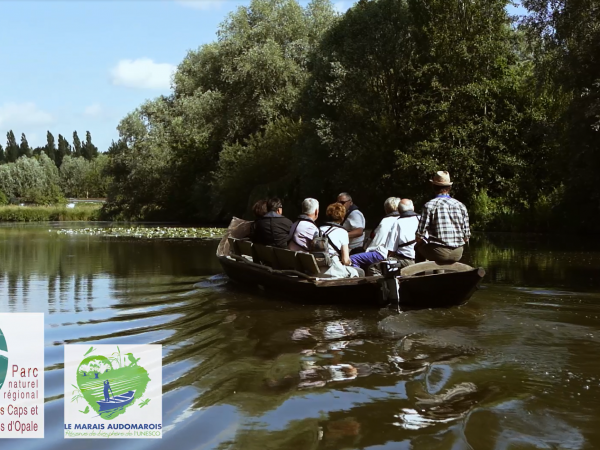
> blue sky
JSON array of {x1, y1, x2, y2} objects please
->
[{"x1": 0, "y1": 0, "x2": 524, "y2": 153}]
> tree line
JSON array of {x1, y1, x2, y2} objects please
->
[
  {"x1": 98, "y1": 0, "x2": 600, "y2": 231},
  {"x1": 0, "y1": 130, "x2": 110, "y2": 204},
  {"x1": 0, "y1": 130, "x2": 99, "y2": 166}
]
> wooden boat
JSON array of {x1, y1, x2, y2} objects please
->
[
  {"x1": 97, "y1": 390, "x2": 135, "y2": 411},
  {"x1": 216, "y1": 219, "x2": 485, "y2": 309}
]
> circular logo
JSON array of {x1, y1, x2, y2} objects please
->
[{"x1": 0, "y1": 326, "x2": 8, "y2": 390}]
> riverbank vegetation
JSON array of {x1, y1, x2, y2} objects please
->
[
  {"x1": 0, "y1": 152, "x2": 110, "y2": 205},
  {"x1": 0, "y1": 204, "x2": 102, "y2": 222},
  {"x1": 23, "y1": 0, "x2": 600, "y2": 232}
]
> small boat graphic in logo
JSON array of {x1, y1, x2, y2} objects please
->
[
  {"x1": 98, "y1": 382, "x2": 135, "y2": 411},
  {"x1": 72, "y1": 346, "x2": 150, "y2": 420},
  {"x1": 0, "y1": 326, "x2": 7, "y2": 391}
]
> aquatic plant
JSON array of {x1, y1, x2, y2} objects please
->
[
  {"x1": 54, "y1": 226, "x2": 225, "y2": 239},
  {"x1": 71, "y1": 384, "x2": 84, "y2": 403},
  {"x1": 110, "y1": 346, "x2": 124, "y2": 368}
]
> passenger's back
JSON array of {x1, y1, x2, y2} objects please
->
[{"x1": 253, "y1": 212, "x2": 293, "y2": 248}]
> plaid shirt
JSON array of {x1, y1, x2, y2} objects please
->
[{"x1": 416, "y1": 196, "x2": 470, "y2": 248}]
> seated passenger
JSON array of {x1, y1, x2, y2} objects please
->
[
  {"x1": 415, "y1": 171, "x2": 470, "y2": 263},
  {"x1": 252, "y1": 199, "x2": 268, "y2": 219},
  {"x1": 249, "y1": 198, "x2": 268, "y2": 239},
  {"x1": 350, "y1": 197, "x2": 400, "y2": 272},
  {"x1": 317, "y1": 203, "x2": 363, "y2": 278},
  {"x1": 337, "y1": 192, "x2": 366, "y2": 255},
  {"x1": 252, "y1": 197, "x2": 293, "y2": 248},
  {"x1": 388, "y1": 199, "x2": 420, "y2": 268},
  {"x1": 288, "y1": 198, "x2": 319, "y2": 252}
]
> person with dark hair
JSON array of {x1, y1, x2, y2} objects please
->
[
  {"x1": 317, "y1": 203, "x2": 363, "y2": 278},
  {"x1": 249, "y1": 198, "x2": 268, "y2": 241},
  {"x1": 337, "y1": 192, "x2": 365, "y2": 254},
  {"x1": 252, "y1": 199, "x2": 268, "y2": 219},
  {"x1": 415, "y1": 171, "x2": 470, "y2": 263},
  {"x1": 252, "y1": 197, "x2": 293, "y2": 248}
]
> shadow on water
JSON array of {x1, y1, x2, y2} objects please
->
[{"x1": 0, "y1": 225, "x2": 599, "y2": 449}]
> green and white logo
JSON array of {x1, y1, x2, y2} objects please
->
[
  {"x1": 0, "y1": 313, "x2": 45, "y2": 439},
  {"x1": 0, "y1": 326, "x2": 7, "y2": 392},
  {"x1": 64, "y1": 344, "x2": 162, "y2": 439}
]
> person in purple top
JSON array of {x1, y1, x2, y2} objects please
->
[
  {"x1": 288, "y1": 198, "x2": 319, "y2": 252},
  {"x1": 415, "y1": 171, "x2": 470, "y2": 263}
]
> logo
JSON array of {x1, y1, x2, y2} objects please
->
[
  {"x1": 0, "y1": 313, "x2": 45, "y2": 439},
  {"x1": 64, "y1": 344, "x2": 162, "y2": 439},
  {"x1": 0, "y1": 326, "x2": 7, "y2": 391}
]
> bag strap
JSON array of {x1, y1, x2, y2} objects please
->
[
  {"x1": 323, "y1": 226, "x2": 341, "y2": 255},
  {"x1": 396, "y1": 215, "x2": 419, "y2": 248},
  {"x1": 287, "y1": 218, "x2": 314, "y2": 250},
  {"x1": 396, "y1": 239, "x2": 416, "y2": 249},
  {"x1": 341, "y1": 205, "x2": 359, "y2": 226}
]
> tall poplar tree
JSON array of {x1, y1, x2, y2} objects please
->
[
  {"x1": 44, "y1": 131, "x2": 56, "y2": 163},
  {"x1": 6, "y1": 131, "x2": 19, "y2": 163},
  {"x1": 82, "y1": 131, "x2": 98, "y2": 160},
  {"x1": 72, "y1": 131, "x2": 82, "y2": 158},
  {"x1": 19, "y1": 133, "x2": 31, "y2": 158},
  {"x1": 56, "y1": 134, "x2": 72, "y2": 167}
]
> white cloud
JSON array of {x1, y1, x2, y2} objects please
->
[
  {"x1": 0, "y1": 102, "x2": 54, "y2": 129},
  {"x1": 334, "y1": 1, "x2": 352, "y2": 13},
  {"x1": 83, "y1": 103, "x2": 103, "y2": 118},
  {"x1": 110, "y1": 58, "x2": 176, "y2": 90},
  {"x1": 175, "y1": 0, "x2": 226, "y2": 11}
]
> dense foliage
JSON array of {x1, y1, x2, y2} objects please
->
[
  {"x1": 0, "y1": 130, "x2": 109, "y2": 204},
  {"x1": 103, "y1": 0, "x2": 600, "y2": 231}
]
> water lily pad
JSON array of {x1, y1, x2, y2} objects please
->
[{"x1": 54, "y1": 226, "x2": 226, "y2": 239}]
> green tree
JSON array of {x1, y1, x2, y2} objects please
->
[
  {"x1": 59, "y1": 155, "x2": 88, "y2": 198},
  {"x1": 44, "y1": 131, "x2": 56, "y2": 163},
  {"x1": 298, "y1": 0, "x2": 548, "y2": 221},
  {"x1": 5, "y1": 131, "x2": 19, "y2": 163},
  {"x1": 72, "y1": 131, "x2": 82, "y2": 158},
  {"x1": 84, "y1": 154, "x2": 110, "y2": 197},
  {"x1": 0, "y1": 144, "x2": 5, "y2": 164},
  {"x1": 82, "y1": 131, "x2": 98, "y2": 160},
  {"x1": 19, "y1": 133, "x2": 31, "y2": 158},
  {"x1": 0, "y1": 153, "x2": 63, "y2": 203},
  {"x1": 106, "y1": 0, "x2": 337, "y2": 220},
  {"x1": 56, "y1": 134, "x2": 72, "y2": 167},
  {"x1": 60, "y1": 154, "x2": 110, "y2": 198},
  {"x1": 523, "y1": 0, "x2": 600, "y2": 230}
]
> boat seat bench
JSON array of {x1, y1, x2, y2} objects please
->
[{"x1": 229, "y1": 238, "x2": 320, "y2": 275}]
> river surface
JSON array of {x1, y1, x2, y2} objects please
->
[{"x1": 1, "y1": 223, "x2": 600, "y2": 449}]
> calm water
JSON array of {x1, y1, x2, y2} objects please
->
[{"x1": 1, "y1": 224, "x2": 600, "y2": 449}]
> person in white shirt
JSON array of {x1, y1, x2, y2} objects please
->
[
  {"x1": 337, "y1": 192, "x2": 365, "y2": 254},
  {"x1": 350, "y1": 197, "x2": 401, "y2": 271},
  {"x1": 318, "y1": 203, "x2": 363, "y2": 278},
  {"x1": 387, "y1": 199, "x2": 420, "y2": 268},
  {"x1": 288, "y1": 198, "x2": 319, "y2": 252}
]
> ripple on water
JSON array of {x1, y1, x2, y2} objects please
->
[{"x1": 2, "y1": 226, "x2": 600, "y2": 449}]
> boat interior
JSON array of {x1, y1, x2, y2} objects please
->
[
  {"x1": 227, "y1": 237, "x2": 323, "y2": 276},
  {"x1": 224, "y1": 237, "x2": 475, "y2": 282}
]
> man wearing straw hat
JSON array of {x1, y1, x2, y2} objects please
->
[{"x1": 415, "y1": 171, "x2": 470, "y2": 263}]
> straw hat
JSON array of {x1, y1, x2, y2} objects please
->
[{"x1": 430, "y1": 170, "x2": 453, "y2": 186}]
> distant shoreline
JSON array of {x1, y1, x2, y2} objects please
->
[{"x1": 0, "y1": 204, "x2": 102, "y2": 222}]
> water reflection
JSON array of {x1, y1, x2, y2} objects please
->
[{"x1": 0, "y1": 225, "x2": 599, "y2": 449}]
